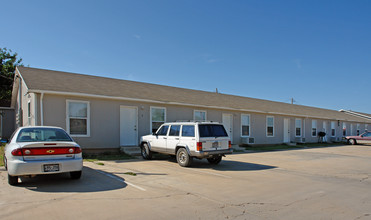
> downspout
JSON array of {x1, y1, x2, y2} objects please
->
[
  {"x1": 40, "y1": 93, "x2": 44, "y2": 126},
  {"x1": 0, "y1": 110, "x2": 3, "y2": 137},
  {"x1": 17, "y1": 75, "x2": 23, "y2": 127},
  {"x1": 303, "y1": 118, "x2": 306, "y2": 141}
]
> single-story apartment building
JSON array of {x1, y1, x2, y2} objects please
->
[{"x1": 10, "y1": 67, "x2": 371, "y2": 152}]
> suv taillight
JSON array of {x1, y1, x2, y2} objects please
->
[
  {"x1": 11, "y1": 148, "x2": 23, "y2": 156},
  {"x1": 197, "y1": 142, "x2": 203, "y2": 151},
  {"x1": 228, "y1": 141, "x2": 231, "y2": 149}
]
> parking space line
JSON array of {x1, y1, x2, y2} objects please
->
[
  {"x1": 95, "y1": 170, "x2": 146, "y2": 191},
  {"x1": 125, "y1": 181, "x2": 147, "y2": 191},
  {"x1": 189, "y1": 168, "x2": 232, "y2": 179}
]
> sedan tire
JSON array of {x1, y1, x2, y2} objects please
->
[
  {"x1": 8, "y1": 174, "x2": 18, "y2": 186},
  {"x1": 348, "y1": 139, "x2": 357, "y2": 145},
  {"x1": 70, "y1": 171, "x2": 82, "y2": 179},
  {"x1": 3, "y1": 156, "x2": 7, "y2": 171}
]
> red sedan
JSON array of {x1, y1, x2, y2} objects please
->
[{"x1": 345, "y1": 132, "x2": 371, "y2": 145}]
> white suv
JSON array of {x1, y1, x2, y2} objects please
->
[{"x1": 140, "y1": 122, "x2": 232, "y2": 167}]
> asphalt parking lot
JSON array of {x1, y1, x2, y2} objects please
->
[{"x1": 1, "y1": 144, "x2": 371, "y2": 220}]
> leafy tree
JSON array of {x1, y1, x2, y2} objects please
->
[{"x1": 0, "y1": 48, "x2": 23, "y2": 106}]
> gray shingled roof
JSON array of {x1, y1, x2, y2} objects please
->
[{"x1": 16, "y1": 66, "x2": 370, "y2": 123}]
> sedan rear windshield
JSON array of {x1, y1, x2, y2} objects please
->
[
  {"x1": 16, "y1": 128, "x2": 73, "y2": 142},
  {"x1": 198, "y1": 124, "x2": 228, "y2": 137}
]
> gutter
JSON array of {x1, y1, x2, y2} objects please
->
[
  {"x1": 40, "y1": 93, "x2": 44, "y2": 126},
  {"x1": 27, "y1": 89, "x2": 371, "y2": 123},
  {"x1": 339, "y1": 109, "x2": 371, "y2": 120}
]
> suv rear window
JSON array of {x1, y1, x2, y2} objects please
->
[{"x1": 198, "y1": 124, "x2": 228, "y2": 137}]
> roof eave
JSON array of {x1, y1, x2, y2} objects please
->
[{"x1": 28, "y1": 89, "x2": 370, "y2": 123}]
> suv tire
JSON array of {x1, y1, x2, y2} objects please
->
[
  {"x1": 207, "y1": 156, "x2": 222, "y2": 165},
  {"x1": 176, "y1": 148, "x2": 192, "y2": 167},
  {"x1": 141, "y1": 143, "x2": 153, "y2": 160}
]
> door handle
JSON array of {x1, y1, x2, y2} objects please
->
[
  {"x1": 163, "y1": 137, "x2": 167, "y2": 139},
  {"x1": 175, "y1": 138, "x2": 179, "y2": 140}
]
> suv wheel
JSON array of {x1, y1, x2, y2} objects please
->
[
  {"x1": 207, "y1": 156, "x2": 222, "y2": 165},
  {"x1": 176, "y1": 148, "x2": 192, "y2": 167},
  {"x1": 141, "y1": 143, "x2": 152, "y2": 160},
  {"x1": 8, "y1": 174, "x2": 18, "y2": 186}
]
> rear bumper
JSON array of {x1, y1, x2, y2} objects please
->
[
  {"x1": 7, "y1": 158, "x2": 83, "y2": 176},
  {"x1": 190, "y1": 148, "x2": 233, "y2": 158}
]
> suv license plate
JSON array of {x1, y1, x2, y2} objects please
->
[
  {"x1": 212, "y1": 142, "x2": 219, "y2": 148},
  {"x1": 44, "y1": 164, "x2": 60, "y2": 172}
]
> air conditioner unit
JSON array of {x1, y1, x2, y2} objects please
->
[
  {"x1": 241, "y1": 137, "x2": 248, "y2": 144},
  {"x1": 301, "y1": 138, "x2": 306, "y2": 143},
  {"x1": 241, "y1": 137, "x2": 255, "y2": 144}
]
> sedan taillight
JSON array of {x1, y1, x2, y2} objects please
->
[
  {"x1": 11, "y1": 148, "x2": 23, "y2": 156},
  {"x1": 75, "y1": 147, "x2": 82, "y2": 154},
  {"x1": 21, "y1": 147, "x2": 82, "y2": 156}
]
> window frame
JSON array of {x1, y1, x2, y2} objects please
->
[
  {"x1": 311, "y1": 120, "x2": 317, "y2": 137},
  {"x1": 66, "y1": 100, "x2": 90, "y2": 137},
  {"x1": 27, "y1": 100, "x2": 31, "y2": 125},
  {"x1": 266, "y1": 116, "x2": 274, "y2": 137},
  {"x1": 295, "y1": 118, "x2": 302, "y2": 137},
  {"x1": 241, "y1": 114, "x2": 251, "y2": 137},
  {"x1": 150, "y1": 106, "x2": 166, "y2": 133},
  {"x1": 193, "y1": 110, "x2": 207, "y2": 122}
]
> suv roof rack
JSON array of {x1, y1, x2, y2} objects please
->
[{"x1": 174, "y1": 120, "x2": 215, "y2": 123}]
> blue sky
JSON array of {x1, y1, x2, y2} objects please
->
[{"x1": 2, "y1": 0, "x2": 370, "y2": 113}]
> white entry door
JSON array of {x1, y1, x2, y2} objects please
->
[
  {"x1": 120, "y1": 106, "x2": 138, "y2": 146},
  {"x1": 222, "y1": 114, "x2": 233, "y2": 143},
  {"x1": 283, "y1": 118, "x2": 290, "y2": 143}
]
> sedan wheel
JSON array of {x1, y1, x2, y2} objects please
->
[
  {"x1": 348, "y1": 139, "x2": 357, "y2": 145},
  {"x1": 70, "y1": 171, "x2": 82, "y2": 179},
  {"x1": 8, "y1": 174, "x2": 18, "y2": 186},
  {"x1": 3, "y1": 156, "x2": 7, "y2": 171}
]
